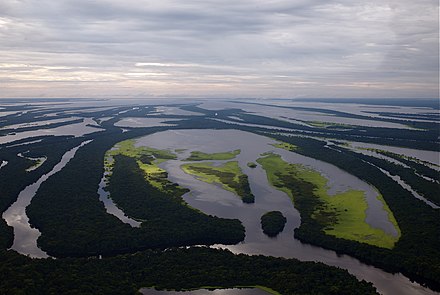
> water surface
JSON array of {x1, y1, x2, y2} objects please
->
[{"x1": 140, "y1": 288, "x2": 270, "y2": 295}]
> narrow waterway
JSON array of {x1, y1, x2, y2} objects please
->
[
  {"x1": 97, "y1": 156, "x2": 142, "y2": 227},
  {"x1": 2, "y1": 140, "x2": 92, "y2": 258},
  {"x1": 345, "y1": 145, "x2": 439, "y2": 209}
]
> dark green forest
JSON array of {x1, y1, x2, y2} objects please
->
[
  {"x1": 260, "y1": 211, "x2": 287, "y2": 237},
  {"x1": 0, "y1": 247, "x2": 378, "y2": 295}
]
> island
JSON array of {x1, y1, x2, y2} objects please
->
[
  {"x1": 247, "y1": 162, "x2": 257, "y2": 168},
  {"x1": 185, "y1": 149, "x2": 241, "y2": 161},
  {"x1": 181, "y1": 161, "x2": 255, "y2": 203},
  {"x1": 261, "y1": 211, "x2": 287, "y2": 237}
]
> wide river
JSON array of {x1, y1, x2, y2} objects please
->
[{"x1": 132, "y1": 129, "x2": 436, "y2": 295}]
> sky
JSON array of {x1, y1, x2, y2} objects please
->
[{"x1": 0, "y1": 0, "x2": 438, "y2": 99}]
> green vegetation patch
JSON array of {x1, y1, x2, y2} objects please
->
[
  {"x1": 185, "y1": 149, "x2": 241, "y2": 161},
  {"x1": 257, "y1": 153, "x2": 400, "y2": 249},
  {"x1": 107, "y1": 139, "x2": 177, "y2": 191},
  {"x1": 25, "y1": 157, "x2": 47, "y2": 172},
  {"x1": 307, "y1": 121, "x2": 352, "y2": 129},
  {"x1": 261, "y1": 211, "x2": 287, "y2": 237},
  {"x1": 181, "y1": 161, "x2": 255, "y2": 203},
  {"x1": 271, "y1": 141, "x2": 297, "y2": 151},
  {"x1": 247, "y1": 162, "x2": 257, "y2": 168}
]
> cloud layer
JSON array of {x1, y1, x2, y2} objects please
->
[{"x1": 0, "y1": 0, "x2": 438, "y2": 98}]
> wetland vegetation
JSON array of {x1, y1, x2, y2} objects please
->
[
  {"x1": 185, "y1": 149, "x2": 241, "y2": 161},
  {"x1": 181, "y1": 161, "x2": 255, "y2": 203},
  {"x1": 257, "y1": 152, "x2": 400, "y2": 249}
]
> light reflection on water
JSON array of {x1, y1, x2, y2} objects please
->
[
  {"x1": 0, "y1": 118, "x2": 103, "y2": 144},
  {"x1": 114, "y1": 117, "x2": 183, "y2": 128},
  {"x1": 346, "y1": 141, "x2": 440, "y2": 166},
  {"x1": 140, "y1": 288, "x2": 271, "y2": 295},
  {"x1": 198, "y1": 101, "x2": 415, "y2": 129}
]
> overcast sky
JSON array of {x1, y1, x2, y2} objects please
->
[{"x1": 0, "y1": 0, "x2": 438, "y2": 99}]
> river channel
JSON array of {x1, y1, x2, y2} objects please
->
[
  {"x1": 2, "y1": 140, "x2": 92, "y2": 258},
  {"x1": 131, "y1": 129, "x2": 436, "y2": 295}
]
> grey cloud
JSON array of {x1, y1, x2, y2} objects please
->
[{"x1": 0, "y1": 0, "x2": 438, "y2": 98}]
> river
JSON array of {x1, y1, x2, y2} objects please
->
[{"x1": 132, "y1": 129, "x2": 436, "y2": 295}]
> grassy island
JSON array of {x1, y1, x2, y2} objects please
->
[
  {"x1": 107, "y1": 139, "x2": 178, "y2": 192},
  {"x1": 185, "y1": 149, "x2": 240, "y2": 161},
  {"x1": 261, "y1": 211, "x2": 287, "y2": 237},
  {"x1": 271, "y1": 142, "x2": 297, "y2": 151},
  {"x1": 25, "y1": 157, "x2": 47, "y2": 172},
  {"x1": 181, "y1": 161, "x2": 255, "y2": 203},
  {"x1": 257, "y1": 153, "x2": 400, "y2": 249}
]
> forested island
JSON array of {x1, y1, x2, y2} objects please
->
[{"x1": 260, "y1": 211, "x2": 287, "y2": 237}]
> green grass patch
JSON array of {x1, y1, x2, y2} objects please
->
[
  {"x1": 106, "y1": 139, "x2": 178, "y2": 191},
  {"x1": 185, "y1": 149, "x2": 241, "y2": 161},
  {"x1": 25, "y1": 157, "x2": 47, "y2": 172},
  {"x1": 307, "y1": 121, "x2": 352, "y2": 129},
  {"x1": 257, "y1": 153, "x2": 400, "y2": 249},
  {"x1": 308, "y1": 121, "x2": 331, "y2": 128},
  {"x1": 181, "y1": 161, "x2": 255, "y2": 203},
  {"x1": 271, "y1": 142, "x2": 297, "y2": 151}
]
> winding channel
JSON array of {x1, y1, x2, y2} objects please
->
[
  {"x1": 133, "y1": 129, "x2": 436, "y2": 295},
  {"x1": 2, "y1": 140, "x2": 92, "y2": 258},
  {"x1": 97, "y1": 155, "x2": 142, "y2": 227}
]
